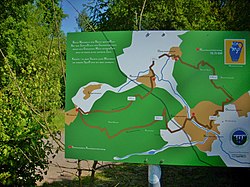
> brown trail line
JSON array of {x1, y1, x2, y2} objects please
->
[
  {"x1": 80, "y1": 114, "x2": 158, "y2": 139},
  {"x1": 159, "y1": 53, "x2": 234, "y2": 132},
  {"x1": 77, "y1": 61, "x2": 159, "y2": 138},
  {"x1": 162, "y1": 108, "x2": 213, "y2": 133}
]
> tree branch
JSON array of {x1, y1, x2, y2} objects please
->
[{"x1": 139, "y1": 0, "x2": 147, "y2": 30}]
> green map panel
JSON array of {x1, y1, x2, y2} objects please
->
[{"x1": 66, "y1": 31, "x2": 250, "y2": 167}]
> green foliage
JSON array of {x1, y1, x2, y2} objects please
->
[
  {"x1": 0, "y1": 0, "x2": 34, "y2": 21},
  {"x1": 78, "y1": 0, "x2": 249, "y2": 31},
  {"x1": 36, "y1": 0, "x2": 66, "y2": 31},
  {"x1": 48, "y1": 109, "x2": 65, "y2": 131},
  {"x1": 220, "y1": 0, "x2": 250, "y2": 31},
  {"x1": 0, "y1": 0, "x2": 65, "y2": 186},
  {"x1": 77, "y1": 11, "x2": 97, "y2": 32}
]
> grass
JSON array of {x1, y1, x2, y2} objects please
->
[
  {"x1": 82, "y1": 163, "x2": 148, "y2": 187},
  {"x1": 41, "y1": 163, "x2": 250, "y2": 187},
  {"x1": 49, "y1": 109, "x2": 65, "y2": 131}
]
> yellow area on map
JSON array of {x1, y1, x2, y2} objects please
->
[
  {"x1": 136, "y1": 70, "x2": 156, "y2": 88},
  {"x1": 169, "y1": 47, "x2": 182, "y2": 60},
  {"x1": 234, "y1": 92, "x2": 250, "y2": 117},
  {"x1": 174, "y1": 101, "x2": 221, "y2": 152},
  {"x1": 65, "y1": 108, "x2": 78, "y2": 125},
  {"x1": 83, "y1": 84, "x2": 102, "y2": 100}
]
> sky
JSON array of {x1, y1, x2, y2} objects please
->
[{"x1": 61, "y1": 0, "x2": 86, "y2": 34}]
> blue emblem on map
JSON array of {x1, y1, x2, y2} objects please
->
[
  {"x1": 232, "y1": 129, "x2": 247, "y2": 146},
  {"x1": 229, "y1": 41, "x2": 243, "y2": 62}
]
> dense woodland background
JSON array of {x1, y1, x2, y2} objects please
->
[{"x1": 0, "y1": 0, "x2": 249, "y2": 186}]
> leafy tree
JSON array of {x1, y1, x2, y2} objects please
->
[
  {"x1": 77, "y1": 11, "x2": 97, "y2": 32},
  {"x1": 220, "y1": 0, "x2": 250, "y2": 31},
  {"x1": 0, "y1": 0, "x2": 65, "y2": 185},
  {"x1": 78, "y1": 0, "x2": 249, "y2": 31}
]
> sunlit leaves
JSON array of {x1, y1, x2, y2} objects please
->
[
  {"x1": 78, "y1": 0, "x2": 249, "y2": 31},
  {"x1": 0, "y1": 0, "x2": 65, "y2": 186}
]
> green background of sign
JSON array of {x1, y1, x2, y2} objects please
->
[
  {"x1": 66, "y1": 31, "x2": 132, "y2": 110},
  {"x1": 175, "y1": 31, "x2": 250, "y2": 108},
  {"x1": 65, "y1": 31, "x2": 249, "y2": 167}
]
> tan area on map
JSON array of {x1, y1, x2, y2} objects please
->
[
  {"x1": 83, "y1": 84, "x2": 102, "y2": 100},
  {"x1": 174, "y1": 101, "x2": 221, "y2": 152},
  {"x1": 65, "y1": 108, "x2": 78, "y2": 125},
  {"x1": 136, "y1": 70, "x2": 156, "y2": 88},
  {"x1": 233, "y1": 92, "x2": 250, "y2": 117},
  {"x1": 169, "y1": 47, "x2": 182, "y2": 60}
]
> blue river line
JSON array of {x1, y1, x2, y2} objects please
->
[
  {"x1": 114, "y1": 141, "x2": 198, "y2": 161},
  {"x1": 157, "y1": 57, "x2": 191, "y2": 117},
  {"x1": 118, "y1": 57, "x2": 190, "y2": 114},
  {"x1": 160, "y1": 57, "x2": 169, "y2": 80}
]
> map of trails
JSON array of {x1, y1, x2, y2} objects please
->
[{"x1": 65, "y1": 31, "x2": 250, "y2": 167}]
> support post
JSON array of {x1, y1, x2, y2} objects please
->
[{"x1": 148, "y1": 165, "x2": 161, "y2": 187}]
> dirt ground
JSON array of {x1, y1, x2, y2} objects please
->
[{"x1": 36, "y1": 131, "x2": 95, "y2": 186}]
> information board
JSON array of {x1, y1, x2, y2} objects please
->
[{"x1": 65, "y1": 31, "x2": 250, "y2": 167}]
